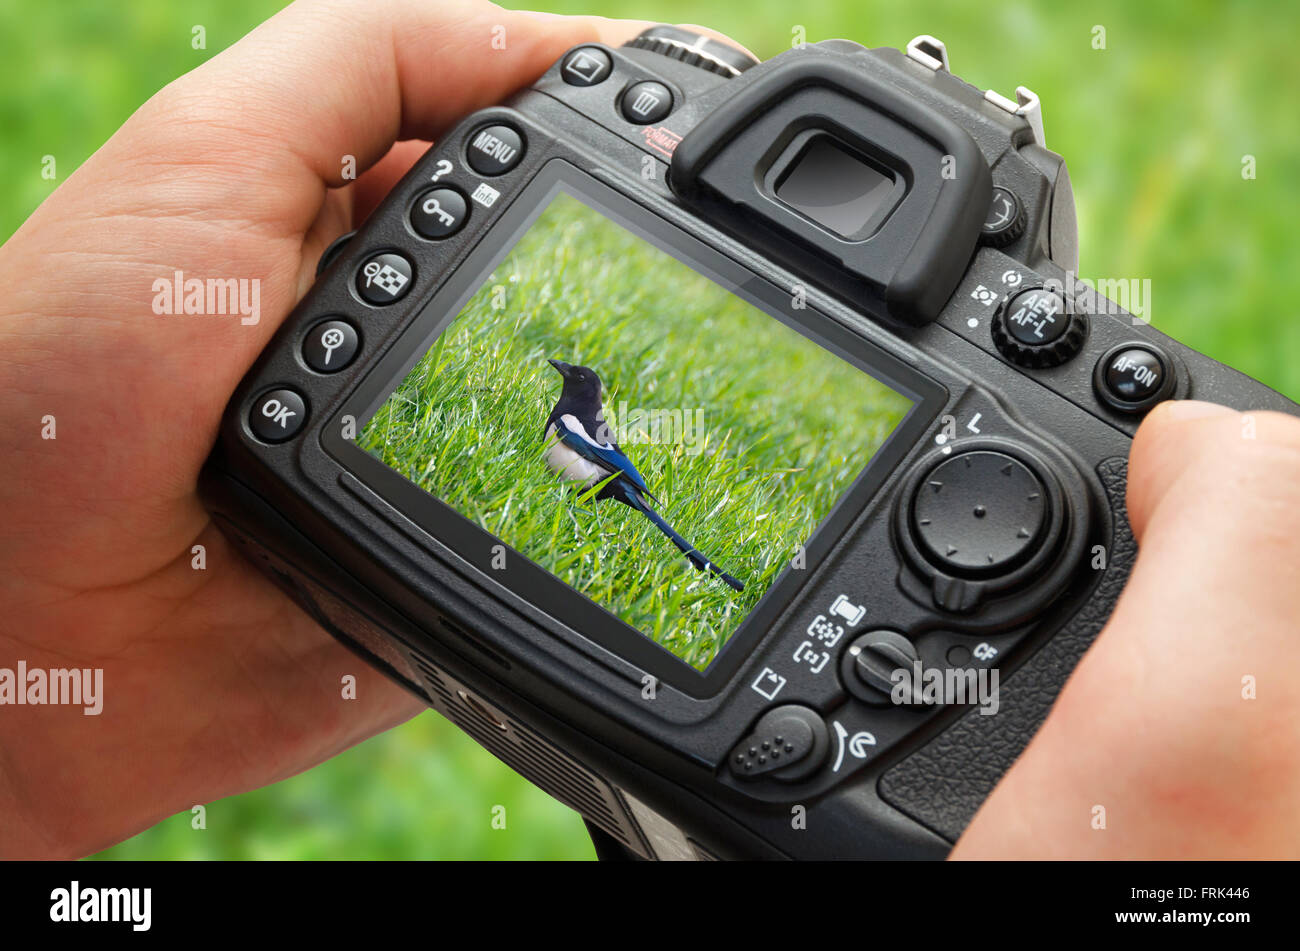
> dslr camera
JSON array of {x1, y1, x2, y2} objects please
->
[{"x1": 201, "y1": 28, "x2": 1297, "y2": 859}]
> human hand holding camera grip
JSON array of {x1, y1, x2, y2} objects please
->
[{"x1": 0, "y1": 0, "x2": 1296, "y2": 859}]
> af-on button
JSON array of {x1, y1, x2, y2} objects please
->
[{"x1": 1094, "y1": 342, "x2": 1177, "y2": 413}]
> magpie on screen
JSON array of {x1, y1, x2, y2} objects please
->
[{"x1": 543, "y1": 359, "x2": 744, "y2": 592}]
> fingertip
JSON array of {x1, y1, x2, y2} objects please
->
[
  {"x1": 1127, "y1": 401, "x2": 1236, "y2": 538},
  {"x1": 1128, "y1": 400, "x2": 1300, "y2": 540},
  {"x1": 1157, "y1": 399, "x2": 1236, "y2": 422},
  {"x1": 673, "y1": 22, "x2": 759, "y2": 60}
]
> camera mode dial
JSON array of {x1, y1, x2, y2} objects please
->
[{"x1": 624, "y1": 26, "x2": 760, "y2": 78}]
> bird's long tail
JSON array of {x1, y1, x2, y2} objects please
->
[{"x1": 621, "y1": 488, "x2": 744, "y2": 592}]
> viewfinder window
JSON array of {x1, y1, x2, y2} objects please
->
[{"x1": 776, "y1": 136, "x2": 899, "y2": 238}]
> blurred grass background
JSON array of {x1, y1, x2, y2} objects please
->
[{"x1": 1, "y1": 0, "x2": 1295, "y2": 859}]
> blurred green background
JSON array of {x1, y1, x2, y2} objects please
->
[{"x1": 2, "y1": 0, "x2": 1295, "y2": 859}]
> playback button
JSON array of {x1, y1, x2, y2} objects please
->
[
  {"x1": 249, "y1": 388, "x2": 307, "y2": 443},
  {"x1": 561, "y1": 47, "x2": 612, "y2": 86}
]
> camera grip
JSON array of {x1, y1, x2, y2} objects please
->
[{"x1": 878, "y1": 456, "x2": 1135, "y2": 842}]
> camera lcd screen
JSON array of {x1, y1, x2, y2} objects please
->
[
  {"x1": 358, "y1": 192, "x2": 913, "y2": 672},
  {"x1": 776, "y1": 137, "x2": 899, "y2": 237}
]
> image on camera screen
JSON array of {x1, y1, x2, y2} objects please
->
[{"x1": 358, "y1": 192, "x2": 913, "y2": 672}]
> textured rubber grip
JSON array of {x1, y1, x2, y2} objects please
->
[{"x1": 878, "y1": 456, "x2": 1135, "y2": 843}]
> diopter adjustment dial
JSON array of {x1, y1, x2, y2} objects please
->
[
  {"x1": 980, "y1": 186, "x2": 1027, "y2": 248},
  {"x1": 624, "y1": 26, "x2": 759, "y2": 78},
  {"x1": 990, "y1": 286, "x2": 1087, "y2": 368}
]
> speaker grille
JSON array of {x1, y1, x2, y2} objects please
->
[{"x1": 409, "y1": 654, "x2": 650, "y2": 858}]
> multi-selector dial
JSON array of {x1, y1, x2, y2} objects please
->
[
  {"x1": 912, "y1": 451, "x2": 1048, "y2": 576},
  {"x1": 894, "y1": 438, "x2": 1088, "y2": 616}
]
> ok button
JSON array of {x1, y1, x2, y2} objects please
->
[{"x1": 249, "y1": 388, "x2": 307, "y2": 443}]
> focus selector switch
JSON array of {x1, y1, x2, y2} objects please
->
[
  {"x1": 912, "y1": 451, "x2": 1048, "y2": 576},
  {"x1": 842, "y1": 630, "x2": 923, "y2": 706},
  {"x1": 729, "y1": 704, "x2": 829, "y2": 782}
]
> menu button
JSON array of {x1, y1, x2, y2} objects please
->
[{"x1": 467, "y1": 124, "x2": 524, "y2": 176}]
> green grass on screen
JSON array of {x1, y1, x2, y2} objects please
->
[{"x1": 359, "y1": 194, "x2": 909, "y2": 670}]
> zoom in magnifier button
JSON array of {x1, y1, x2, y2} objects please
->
[{"x1": 303, "y1": 319, "x2": 359, "y2": 373}]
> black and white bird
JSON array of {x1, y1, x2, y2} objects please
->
[{"x1": 543, "y1": 359, "x2": 743, "y2": 592}]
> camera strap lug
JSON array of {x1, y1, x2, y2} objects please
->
[
  {"x1": 905, "y1": 35, "x2": 951, "y2": 72},
  {"x1": 984, "y1": 85, "x2": 1046, "y2": 147}
]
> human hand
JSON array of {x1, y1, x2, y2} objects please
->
[
  {"x1": 953, "y1": 400, "x2": 1300, "y2": 858},
  {"x1": 0, "y1": 0, "x2": 661, "y2": 859}
]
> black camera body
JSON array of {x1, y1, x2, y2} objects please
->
[{"x1": 200, "y1": 28, "x2": 1297, "y2": 859}]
